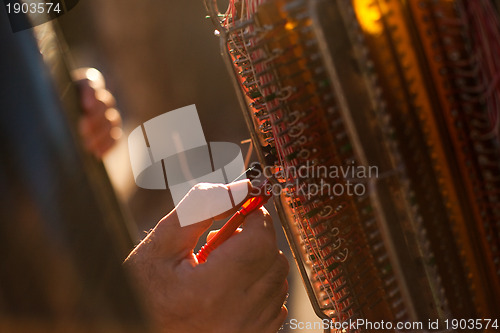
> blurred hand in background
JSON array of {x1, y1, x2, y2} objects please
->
[{"x1": 73, "y1": 67, "x2": 122, "y2": 158}]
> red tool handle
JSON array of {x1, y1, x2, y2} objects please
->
[{"x1": 196, "y1": 194, "x2": 269, "y2": 263}]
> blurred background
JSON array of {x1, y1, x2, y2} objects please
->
[{"x1": 57, "y1": 0, "x2": 322, "y2": 331}]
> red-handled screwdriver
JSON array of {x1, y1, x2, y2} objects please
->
[{"x1": 196, "y1": 180, "x2": 272, "y2": 264}]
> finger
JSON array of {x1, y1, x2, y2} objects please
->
[
  {"x1": 203, "y1": 208, "x2": 278, "y2": 288},
  {"x1": 148, "y1": 210, "x2": 213, "y2": 262}
]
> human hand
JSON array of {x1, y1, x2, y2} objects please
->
[
  {"x1": 124, "y1": 181, "x2": 289, "y2": 333},
  {"x1": 73, "y1": 68, "x2": 122, "y2": 158}
]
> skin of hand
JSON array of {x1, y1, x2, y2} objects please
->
[
  {"x1": 124, "y1": 181, "x2": 289, "y2": 333},
  {"x1": 73, "y1": 68, "x2": 122, "y2": 158}
]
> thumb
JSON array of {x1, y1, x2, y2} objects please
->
[
  {"x1": 175, "y1": 180, "x2": 251, "y2": 227},
  {"x1": 148, "y1": 180, "x2": 252, "y2": 260}
]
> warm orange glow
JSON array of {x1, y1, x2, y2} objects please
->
[
  {"x1": 353, "y1": 0, "x2": 383, "y2": 35},
  {"x1": 285, "y1": 21, "x2": 297, "y2": 30}
]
